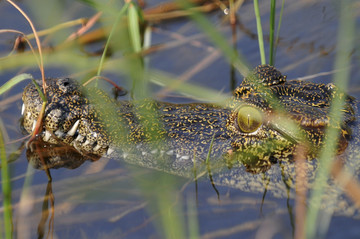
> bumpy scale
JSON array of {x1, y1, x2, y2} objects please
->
[{"x1": 21, "y1": 65, "x2": 356, "y2": 174}]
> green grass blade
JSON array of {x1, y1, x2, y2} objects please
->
[
  {"x1": 97, "y1": 3, "x2": 129, "y2": 76},
  {"x1": 176, "y1": 0, "x2": 249, "y2": 77},
  {"x1": 149, "y1": 69, "x2": 228, "y2": 103},
  {"x1": 253, "y1": 0, "x2": 266, "y2": 65},
  {"x1": 0, "y1": 73, "x2": 33, "y2": 95},
  {"x1": 76, "y1": 0, "x2": 98, "y2": 8},
  {"x1": 0, "y1": 128, "x2": 13, "y2": 239},
  {"x1": 305, "y1": 1, "x2": 355, "y2": 238},
  {"x1": 128, "y1": 3, "x2": 142, "y2": 53},
  {"x1": 132, "y1": 170, "x2": 186, "y2": 239},
  {"x1": 187, "y1": 195, "x2": 199, "y2": 239},
  {"x1": 269, "y1": 0, "x2": 276, "y2": 65},
  {"x1": 157, "y1": 185, "x2": 185, "y2": 239},
  {"x1": 31, "y1": 79, "x2": 47, "y2": 102},
  {"x1": 274, "y1": 0, "x2": 285, "y2": 63}
]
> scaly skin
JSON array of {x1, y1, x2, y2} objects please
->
[{"x1": 21, "y1": 65, "x2": 356, "y2": 175}]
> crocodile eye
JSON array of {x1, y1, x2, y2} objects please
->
[{"x1": 237, "y1": 106, "x2": 263, "y2": 133}]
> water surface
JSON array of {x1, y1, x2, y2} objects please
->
[{"x1": 0, "y1": 0, "x2": 360, "y2": 238}]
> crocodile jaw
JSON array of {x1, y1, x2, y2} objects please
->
[{"x1": 22, "y1": 78, "x2": 115, "y2": 156}]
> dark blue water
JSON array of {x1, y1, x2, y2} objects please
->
[{"x1": 1, "y1": 0, "x2": 359, "y2": 238}]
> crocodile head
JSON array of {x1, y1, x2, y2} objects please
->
[
  {"x1": 225, "y1": 65, "x2": 355, "y2": 170},
  {"x1": 21, "y1": 65, "x2": 356, "y2": 173},
  {"x1": 22, "y1": 77, "x2": 114, "y2": 156}
]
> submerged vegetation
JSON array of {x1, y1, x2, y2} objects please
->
[{"x1": 0, "y1": 0, "x2": 359, "y2": 238}]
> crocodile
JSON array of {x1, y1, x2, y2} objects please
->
[
  {"x1": 21, "y1": 64, "x2": 355, "y2": 170},
  {"x1": 21, "y1": 65, "x2": 360, "y2": 215}
]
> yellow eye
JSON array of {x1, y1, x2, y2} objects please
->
[{"x1": 237, "y1": 106, "x2": 263, "y2": 133}]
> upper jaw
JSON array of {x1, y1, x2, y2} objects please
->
[
  {"x1": 21, "y1": 83, "x2": 43, "y2": 135},
  {"x1": 21, "y1": 79, "x2": 115, "y2": 157}
]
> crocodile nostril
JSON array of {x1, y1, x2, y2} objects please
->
[{"x1": 57, "y1": 78, "x2": 73, "y2": 92}]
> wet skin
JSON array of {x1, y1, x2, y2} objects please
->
[{"x1": 21, "y1": 65, "x2": 356, "y2": 174}]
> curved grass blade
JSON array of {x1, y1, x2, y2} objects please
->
[
  {"x1": 0, "y1": 73, "x2": 33, "y2": 95},
  {"x1": 149, "y1": 69, "x2": 228, "y2": 103},
  {"x1": 6, "y1": 0, "x2": 46, "y2": 92},
  {"x1": 25, "y1": 18, "x2": 86, "y2": 40},
  {"x1": 97, "y1": 3, "x2": 129, "y2": 77}
]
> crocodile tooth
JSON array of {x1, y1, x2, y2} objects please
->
[
  {"x1": 21, "y1": 104, "x2": 25, "y2": 115},
  {"x1": 83, "y1": 139, "x2": 91, "y2": 146},
  {"x1": 43, "y1": 130, "x2": 51, "y2": 141},
  {"x1": 32, "y1": 120, "x2": 37, "y2": 131},
  {"x1": 107, "y1": 147, "x2": 114, "y2": 155},
  {"x1": 73, "y1": 144, "x2": 80, "y2": 152},
  {"x1": 67, "y1": 120, "x2": 80, "y2": 136},
  {"x1": 122, "y1": 152, "x2": 128, "y2": 158},
  {"x1": 166, "y1": 150, "x2": 174, "y2": 156},
  {"x1": 176, "y1": 153, "x2": 181, "y2": 158},
  {"x1": 55, "y1": 129, "x2": 64, "y2": 137},
  {"x1": 150, "y1": 149, "x2": 158, "y2": 154},
  {"x1": 75, "y1": 134, "x2": 84, "y2": 142},
  {"x1": 29, "y1": 143, "x2": 34, "y2": 152},
  {"x1": 142, "y1": 151, "x2": 147, "y2": 156},
  {"x1": 93, "y1": 144, "x2": 101, "y2": 151},
  {"x1": 180, "y1": 155, "x2": 190, "y2": 160}
]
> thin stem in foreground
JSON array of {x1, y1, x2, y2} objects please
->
[{"x1": 253, "y1": 0, "x2": 266, "y2": 65}]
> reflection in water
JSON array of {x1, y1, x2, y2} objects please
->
[
  {"x1": 24, "y1": 137, "x2": 153, "y2": 238},
  {"x1": 37, "y1": 181, "x2": 54, "y2": 239},
  {"x1": 25, "y1": 136, "x2": 287, "y2": 238},
  {"x1": 26, "y1": 138, "x2": 102, "y2": 239},
  {"x1": 26, "y1": 137, "x2": 100, "y2": 171},
  {"x1": 20, "y1": 122, "x2": 360, "y2": 238},
  {"x1": 26, "y1": 138, "x2": 82, "y2": 239}
]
